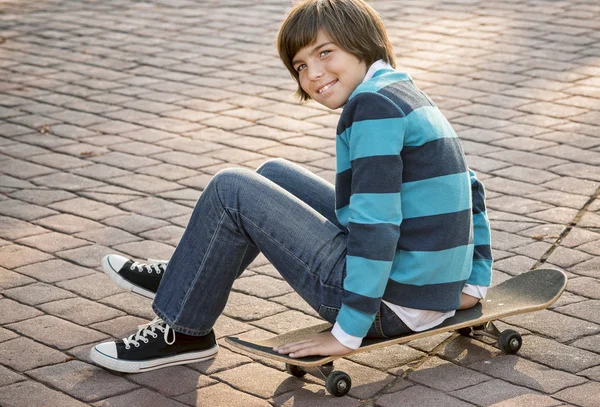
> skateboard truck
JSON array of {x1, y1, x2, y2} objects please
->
[
  {"x1": 286, "y1": 361, "x2": 352, "y2": 397},
  {"x1": 458, "y1": 321, "x2": 523, "y2": 354}
]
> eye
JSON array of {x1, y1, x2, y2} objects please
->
[
  {"x1": 319, "y1": 50, "x2": 331, "y2": 57},
  {"x1": 296, "y1": 64, "x2": 306, "y2": 73}
]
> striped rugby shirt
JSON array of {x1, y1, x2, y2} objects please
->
[{"x1": 332, "y1": 63, "x2": 493, "y2": 342}]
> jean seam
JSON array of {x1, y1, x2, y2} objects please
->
[
  {"x1": 225, "y1": 206, "x2": 311, "y2": 270},
  {"x1": 317, "y1": 232, "x2": 346, "y2": 290},
  {"x1": 318, "y1": 305, "x2": 339, "y2": 324},
  {"x1": 152, "y1": 306, "x2": 212, "y2": 336},
  {"x1": 174, "y1": 210, "x2": 228, "y2": 325},
  {"x1": 376, "y1": 311, "x2": 388, "y2": 338}
]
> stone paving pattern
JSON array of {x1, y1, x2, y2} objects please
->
[{"x1": 1, "y1": 0, "x2": 599, "y2": 405}]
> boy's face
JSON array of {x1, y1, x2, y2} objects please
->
[{"x1": 292, "y1": 29, "x2": 367, "y2": 110}]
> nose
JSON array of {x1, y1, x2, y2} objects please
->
[{"x1": 307, "y1": 62, "x2": 323, "y2": 81}]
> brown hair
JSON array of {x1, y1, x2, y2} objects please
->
[{"x1": 277, "y1": 0, "x2": 396, "y2": 101}]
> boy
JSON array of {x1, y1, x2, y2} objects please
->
[{"x1": 90, "y1": 0, "x2": 492, "y2": 373}]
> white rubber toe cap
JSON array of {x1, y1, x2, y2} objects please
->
[
  {"x1": 93, "y1": 341, "x2": 118, "y2": 359},
  {"x1": 101, "y1": 254, "x2": 129, "y2": 274}
]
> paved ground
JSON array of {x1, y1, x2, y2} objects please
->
[{"x1": 1, "y1": 0, "x2": 599, "y2": 406}]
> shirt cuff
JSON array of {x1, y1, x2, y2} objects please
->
[
  {"x1": 463, "y1": 284, "x2": 488, "y2": 299},
  {"x1": 331, "y1": 322, "x2": 363, "y2": 350}
]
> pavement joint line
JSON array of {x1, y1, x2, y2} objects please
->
[
  {"x1": 563, "y1": 329, "x2": 600, "y2": 349},
  {"x1": 18, "y1": 354, "x2": 142, "y2": 405},
  {"x1": 361, "y1": 333, "x2": 460, "y2": 404},
  {"x1": 533, "y1": 184, "x2": 600, "y2": 270}
]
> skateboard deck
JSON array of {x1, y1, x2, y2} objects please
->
[{"x1": 227, "y1": 268, "x2": 567, "y2": 368}]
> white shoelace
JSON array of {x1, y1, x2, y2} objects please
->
[
  {"x1": 122, "y1": 317, "x2": 175, "y2": 350},
  {"x1": 129, "y1": 260, "x2": 167, "y2": 274}
]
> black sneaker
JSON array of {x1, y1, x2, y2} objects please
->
[
  {"x1": 90, "y1": 317, "x2": 218, "y2": 373},
  {"x1": 101, "y1": 254, "x2": 166, "y2": 299}
]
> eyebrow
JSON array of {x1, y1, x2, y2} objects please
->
[{"x1": 292, "y1": 41, "x2": 334, "y2": 66}]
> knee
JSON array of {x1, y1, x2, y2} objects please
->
[
  {"x1": 210, "y1": 167, "x2": 255, "y2": 191},
  {"x1": 256, "y1": 158, "x2": 291, "y2": 176}
]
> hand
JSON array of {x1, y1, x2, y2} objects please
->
[{"x1": 273, "y1": 332, "x2": 353, "y2": 358}]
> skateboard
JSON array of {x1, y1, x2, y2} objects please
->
[{"x1": 226, "y1": 268, "x2": 567, "y2": 396}]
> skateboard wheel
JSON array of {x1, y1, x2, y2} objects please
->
[
  {"x1": 326, "y1": 371, "x2": 351, "y2": 397},
  {"x1": 498, "y1": 329, "x2": 522, "y2": 354},
  {"x1": 457, "y1": 327, "x2": 472, "y2": 336},
  {"x1": 285, "y1": 363, "x2": 306, "y2": 377}
]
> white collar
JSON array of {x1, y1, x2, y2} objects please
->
[{"x1": 362, "y1": 59, "x2": 394, "y2": 83}]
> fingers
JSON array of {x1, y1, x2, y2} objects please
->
[
  {"x1": 272, "y1": 333, "x2": 353, "y2": 358},
  {"x1": 273, "y1": 339, "x2": 318, "y2": 356},
  {"x1": 287, "y1": 345, "x2": 322, "y2": 358},
  {"x1": 273, "y1": 341, "x2": 299, "y2": 352},
  {"x1": 283, "y1": 342, "x2": 325, "y2": 358}
]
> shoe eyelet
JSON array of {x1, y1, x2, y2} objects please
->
[
  {"x1": 134, "y1": 343, "x2": 140, "y2": 348},
  {"x1": 142, "y1": 338, "x2": 149, "y2": 343},
  {"x1": 125, "y1": 345, "x2": 130, "y2": 350}
]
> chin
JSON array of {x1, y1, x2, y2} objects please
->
[{"x1": 320, "y1": 99, "x2": 345, "y2": 110}]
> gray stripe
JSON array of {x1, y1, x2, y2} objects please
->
[
  {"x1": 383, "y1": 280, "x2": 465, "y2": 312},
  {"x1": 351, "y1": 155, "x2": 403, "y2": 194},
  {"x1": 398, "y1": 209, "x2": 472, "y2": 252},
  {"x1": 343, "y1": 290, "x2": 381, "y2": 314},
  {"x1": 472, "y1": 179, "x2": 486, "y2": 214},
  {"x1": 348, "y1": 222, "x2": 400, "y2": 261},
  {"x1": 335, "y1": 154, "x2": 403, "y2": 210},
  {"x1": 474, "y1": 245, "x2": 492, "y2": 260},
  {"x1": 402, "y1": 137, "x2": 467, "y2": 183},
  {"x1": 335, "y1": 168, "x2": 352, "y2": 210},
  {"x1": 378, "y1": 80, "x2": 435, "y2": 116},
  {"x1": 337, "y1": 92, "x2": 405, "y2": 135}
]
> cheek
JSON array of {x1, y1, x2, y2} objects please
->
[{"x1": 298, "y1": 75, "x2": 311, "y2": 93}]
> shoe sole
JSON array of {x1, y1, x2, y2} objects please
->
[
  {"x1": 101, "y1": 256, "x2": 156, "y2": 300},
  {"x1": 90, "y1": 344, "x2": 219, "y2": 373}
]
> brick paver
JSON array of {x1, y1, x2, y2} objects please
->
[{"x1": 1, "y1": 0, "x2": 599, "y2": 405}]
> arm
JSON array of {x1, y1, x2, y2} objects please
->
[
  {"x1": 275, "y1": 93, "x2": 406, "y2": 358},
  {"x1": 333, "y1": 92, "x2": 407, "y2": 347},
  {"x1": 459, "y1": 170, "x2": 493, "y2": 310},
  {"x1": 467, "y1": 169, "x2": 493, "y2": 287}
]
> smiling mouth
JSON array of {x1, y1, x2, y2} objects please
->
[{"x1": 317, "y1": 80, "x2": 337, "y2": 94}]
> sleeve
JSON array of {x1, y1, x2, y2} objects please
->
[
  {"x1": 331, "y1": 322, "x2": 362, "y2": 349},
  {"x1": 335, "y1": 92, "x2": 407, "y2": 340},
  {"x1": 467, "y1": 169, "x2": 493, "y2": 287}
]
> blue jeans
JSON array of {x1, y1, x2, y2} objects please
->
[{"x1": 152, "y1": 158, "x2": 411, "y2": 339}]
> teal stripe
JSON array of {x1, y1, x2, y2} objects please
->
[
  {"x1": 337, "y1": 304, "x2": 376, "y2": 337},
  {"x1": 404, "y1": 107, "x2": 457, "y2": 147},
  {"x1": 467, "y1": 259, "x2": 493, "y2": 286},
  {"x1": 336, "y1": 206, "x2": 350, "y2": 225},
  {"x1": 336, "y1": 137, "x2": 351, "y2": 173},
  {"x1": 350, "y1": 71, "x2": 410, "y2": 97},
  {"x1": 345, "y1": 255, "x2": 392, "y2": 297},
  {"x1": 389, "y1": 245, "x2": 474, "y2": 285},
  {"x1": 342, "y1": 118, "x2": 406, "y2": 160},
  {"x1": 473, "y1": 212, "x2": 491, "y2": 244},
  {"x1": 372, "y1": 68, "x2": 398, "y2": 79},
  {"x1": 402, "y1": 172, "x2": 471, "y2": 219},
  {"x1": 349, "y1": 193, "x2": 402, "y2": 224}
]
